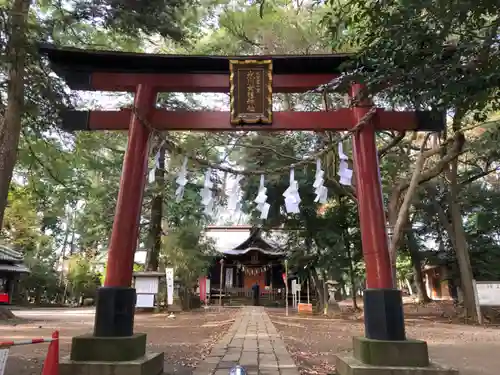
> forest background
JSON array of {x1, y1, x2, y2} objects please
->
[{"x1": 0, "y1": 0, "x2": 499, "y2": 318}]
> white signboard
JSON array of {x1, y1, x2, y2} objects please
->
[
  {"x1": 291, "y1": 279, "x2": 297, "y2": 294},
  {"x1": 135, "y1": 277, "x2": 159, "y2": 294},
  {"x1": 165, "y1": 268, "x2": 174, "y2": 305},
  {"x1": 136, "y1": 294, "x2": 155, "y2": 308},
  {"x1": 474, "y1": 281, "x2": 500, "y2": 306},
  {"x1": 0, "y1": 349, "x2": 9, "y2": 375}
]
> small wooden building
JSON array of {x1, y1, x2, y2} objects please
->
[
  {"x1": 0, "y1": 245, "x2": 30, "y2": 304},
  {"x1": 206, "y1": 227, "x2": 287, "y2": 304},
  {"x1": 423, "y1": 265, "x2": 453, "y2": 300}
]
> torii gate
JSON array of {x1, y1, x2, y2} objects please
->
[{"x1": 40, "y1": 44, "x2": 444, "y2": 374}]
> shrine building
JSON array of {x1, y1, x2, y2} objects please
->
[{"x1": 204, "y1": 226, "x2": 288, "y2": 305}]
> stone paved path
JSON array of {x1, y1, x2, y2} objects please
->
[{"x1": 193, "y1": 307, "x2": 299, "y2": 375}]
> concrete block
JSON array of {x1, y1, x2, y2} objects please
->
[
  {"x1": 211, "y1": 348, "x2": 227, "y2": 357},
  {"x1": 205, "y1": 356, "x2": 223, "y2": 365},
  {"x1": 259, "y1": 355, "x2": 279, "y2": 370},
  {"x1": 353, "y1": 336, "x2": 429, "y2": 367},
  {"x1": 70, "y1": 333, "x2": 147, "y2": 361},
  {"x1": 229, "y1": 339, "x2": 244, "y2": 348},
  {"x1": 217, "y1": 361, "x2": 236, "y2": 369},
  {"x1": 336, "y1": 355, "x2": 459, "y2": 375},
  {"x1": 222, "y1": 353, "x2": 241, "y2": 362},
  {"x1": 276, "y1": 353, "x2": 295, "y2": 368},
  {"x1": 239, "y1": 352, "x2": 258, "y2": 366},
  {"x1": 60, "y1": 352, "x2": 164, "y2": 375}
]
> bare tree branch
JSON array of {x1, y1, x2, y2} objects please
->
[{"x1": 378, "y1": 132, "x2": 406, "y2": 158}]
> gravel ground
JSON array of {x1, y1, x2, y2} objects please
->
[
  {"x1": 268, "y1": 302, "x2": 500, "y2": 375},
  {"x1": 0, "y1": 307, "x2": 238, "y2": 375}
]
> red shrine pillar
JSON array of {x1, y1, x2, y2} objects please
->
[
  {"x1": 350, "y1": 83, "x2": 406, "y2": 341},
  {"x1": 94, "y1": 84, "x2": 156, "y2": 337}
]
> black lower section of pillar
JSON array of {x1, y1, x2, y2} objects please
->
[
  {"x1": 94, "y1": 287, "x2": 136, "y2": 337},
  {"x1": 363, "y1": 288, "x2": 406, "y2": 341}
]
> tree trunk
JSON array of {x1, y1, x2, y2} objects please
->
[
  {"x1": 310, "y1": 267, "x2": 326, "y2": 313},
  {"x1": 345, "y1": 236, "x2": 358, "y2": 309},
  {"x1": 388, "y1": 134, "x2": 433, "y2": 287},
  {"x1": 448, "y1": 158, "x2": 476, "y2": 317},
  {"x1": 387, "y1": 187, "x2": 402, "y2": 286},
  {"x1": 0, "y1": 0, "x2": 31, "y2": 229},
  {"x1": 58, "y1": 211, "x2": 73, "y2": 285},
  {"x1": 405, "y1": 278, "x2": 414, "y2": 295},
  {"x1": 405, "y1": 228, "x2": 431, "y2": 303},
  {"x1": 323, "y1": 276, "x2": 328, "y2": 315},
  {"x1": 145, "y1": 141, "x2": 165, "y2": 271}
]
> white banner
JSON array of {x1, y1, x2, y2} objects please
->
[
  {"x1": 165, "y1": 268, "x2": 174, "y2": 305},
  {"x1": 225, "y1": 267, "x2": 233, "y2": 287}
]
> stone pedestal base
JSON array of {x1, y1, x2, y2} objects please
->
[
  {"x1": 335, "y1": 337, "x2": 458, "y2": 375},
  {"x1": 61, "y1": 333, "x2": 164, "y2": 375},
  {"x1": 336, "y1": 355, "x2": 458, "y2": 375},
  {"x1": 70, "y1": 333, "x2": 147, "y2": 361},
  {"x1": 60, "y1": 352, "x2": 164, "y2": 375}
]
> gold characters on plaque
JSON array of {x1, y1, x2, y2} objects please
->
[
  {"x1": 246, "y1": 70, "x2": 261, "y2": 113},
  {"x1": 246, "y1": 70, "x2": 256, "y2": 112}
]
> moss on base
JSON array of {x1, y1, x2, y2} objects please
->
[
  {"x1": 353, "y1": 336, "x2": 429, "y2": 367},
  {"x1": 70, "y1": 333, "x2": 147, "y2": 362}
]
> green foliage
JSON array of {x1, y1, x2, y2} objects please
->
[
  {"x1": 66, "y1": 254, "x2": 101, "y2": 299},
  {"x1": 323, "y1": 0, "x2": 500, "y2": 119},
  {"x1": 19, "y1": 257, "x2": 61, "y2": 304},
  {"x1": 161, "y1": 224, "x2": 215, "y2": 287},
  {"x1": 396, "y1": 253, "x2": 412, "y2": 282}
]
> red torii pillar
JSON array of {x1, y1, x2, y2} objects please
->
[
  {"x1": 351, "y1": 83, "x2": 404, "y2": 340},
  {"x1": 93, "y1": 84, "x2": 156, "y2": 336}
]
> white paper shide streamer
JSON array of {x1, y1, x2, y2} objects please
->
[
  {"x1": 314, "y1": 159, "x2": 328, "y2": 204},
  {"x1": 200, "y1": 169, "x2": 214, "y2": 215},
  {"x1": 227, "y1": 175, "x2": 243, "y2": 213},
  {"x1": 148, "y1": 149, "x2": 162, "y2": 183},
  {"x1": 283, "y1": 169, "x2": 301, "y2": 214},
  {"x1": 175, "y1": 157, "x2": 188, "y2": 202},
  {"x1": 338, "y1": 142, "x2": 353, "y2": 186},
  {"x1": 254, "y1": 175, "x2": 270, "y2": 219}
]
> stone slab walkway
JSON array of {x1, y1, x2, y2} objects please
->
[{"x1": 193, "y1": 307, "x2": 299, "y2": 375}]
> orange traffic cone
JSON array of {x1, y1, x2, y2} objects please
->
[{"x1": 42, "y1": 331, "x2": 59, "y2": 375}]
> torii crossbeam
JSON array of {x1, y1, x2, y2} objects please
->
[{"x1": 40, "y1": 45, "x2": 444, "y2": 353}]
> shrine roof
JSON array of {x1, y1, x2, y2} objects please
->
[
  {"x1": 0, "y1": 244, "x2": 30, "y2": 273},
  {"x1": 0, "y1": 244, "x2": 23, "y2": 263},
  {"x1": 39, "y1": 44, "x2": 354, "y2": 81},
  {"x1": 204, "y1": 227, "x2": 286, "y2": 256}
]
